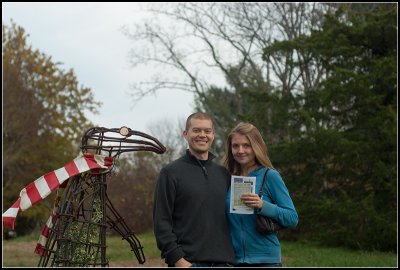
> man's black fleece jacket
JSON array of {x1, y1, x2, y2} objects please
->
[{"x1": 153, "y1": 150, "x2": 235, "y2": 266}]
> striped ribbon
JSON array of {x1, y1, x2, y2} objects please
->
[
  {"x1": 2, "y1": 153, "x2": 113, "y2": 231},
  {"x1": 34, "y1": 185, "x2": 65, "y2": 256}
]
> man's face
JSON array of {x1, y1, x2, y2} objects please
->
[{"x1": 183, "y1": 118, "x2": 214, "y2": 156}]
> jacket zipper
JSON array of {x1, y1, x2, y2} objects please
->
[
  {"x1": 195, "y1": 159, "x2": 208, "y2": 178},
  {"x1": 240, "y1": 215, "x2": 246, "y2": 261}
]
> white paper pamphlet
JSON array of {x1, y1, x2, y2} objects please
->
[{"x1": 230, "y1": 175, "x2": 256, "y2": 214}]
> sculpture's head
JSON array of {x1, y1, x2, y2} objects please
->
[{"x1": 80, "y1": 126, "x2": 166, "y2": 157}]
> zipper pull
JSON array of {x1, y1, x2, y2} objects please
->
[{"x1": 202, "y1": 166, "x2": 208, "y2": 177}]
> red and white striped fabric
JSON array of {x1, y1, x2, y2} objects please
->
[
  {"x1": 2, "y1": 153, "x2": 113, "y2": 230},
  {"x1": 34, "y1": 185, "x2": 64, "y2": 256}
]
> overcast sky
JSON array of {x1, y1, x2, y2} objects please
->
[{"x1": 2, "y1": 2, "x2": 195, "y2": 134}]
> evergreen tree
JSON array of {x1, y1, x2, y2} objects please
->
[
  {"x1": 196, "y1": 3, "x2": 397, "y2": 251},
  {"x1": 264, "y1": 3, "x2": 397, "y2": 251}
]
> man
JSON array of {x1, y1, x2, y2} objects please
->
[{"x1": 153, "y1": 112, "x2": 235, "y2": 267}]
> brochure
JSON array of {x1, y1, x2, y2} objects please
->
[{"x1": 230, "y1": 175, "x2": 256, "y2": 214}]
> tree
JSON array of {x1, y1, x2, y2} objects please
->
[
  {"x1": 260, "y1": 3, "x2": 397, "y2": 251},
  {"x1": 3, "y1": 21, "x2": 101, "y2": 234},
  {"x1": 106, "y1": 152, "x2": 160, "y2": 233},
  {"x1": 125, "y1": 3, "x2": 330, "y2": 151}
]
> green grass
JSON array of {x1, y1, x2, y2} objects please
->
[
  {"x1": 281, "y1": 240, "x2": 397, "y2": 267},
  {"x1": 2, "y1": 230, "x2": 165, "y2": 267},
  {"x1": 2, "y1": 231, "x2": 397, "y2": 267},
  {"x1": 106, "y1": 230, "x2": 164, "y2": 266}
]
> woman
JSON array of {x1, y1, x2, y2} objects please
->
[{"x1": 223, "y1": 122, "x2": 298, "y2": 267}]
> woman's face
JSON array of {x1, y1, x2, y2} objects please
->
[{"x1": 231, "y1": 133, "x2": 256, "y2": 167}]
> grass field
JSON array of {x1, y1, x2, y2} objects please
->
[
  {"x1": 2, "y1": 230, "x2": 397, "y2": 267},
  {"x1": 2, "y1": 230, "x2": 166, "y2": 267}
]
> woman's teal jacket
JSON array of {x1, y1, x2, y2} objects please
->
[{"x1": 226, "y1": 166, "x2": 298, "y2": 264}]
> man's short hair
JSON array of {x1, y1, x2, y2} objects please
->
[{"x1": 185, "y1": 112, "x2": 213, "y2": 131}]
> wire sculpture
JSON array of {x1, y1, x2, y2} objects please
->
[{"x1": 3, "y1": 126, "x2": 166, "y2": 267}]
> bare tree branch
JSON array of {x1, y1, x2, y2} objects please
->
[{"x1": 124, "y1": 3, "x2": 329, "y2": 104}]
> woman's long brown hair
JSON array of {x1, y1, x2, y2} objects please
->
[{"x1": 222, "y1": 122, "x2": 273, "y2": 175}]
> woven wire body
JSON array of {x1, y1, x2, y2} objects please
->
[{"x1": 37, "y1": 127, "x2": 166, "y2": 267}]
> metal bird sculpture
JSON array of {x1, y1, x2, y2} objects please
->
[{"x1": 3, "y1": 126, "x2": 166, "y2": 267}]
